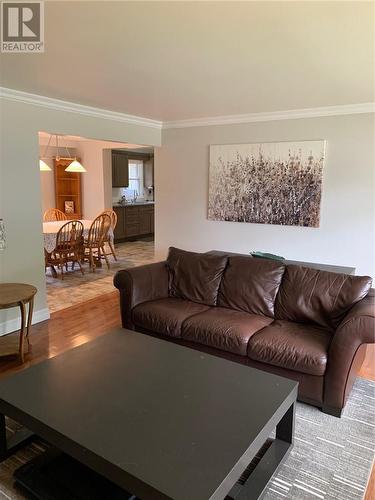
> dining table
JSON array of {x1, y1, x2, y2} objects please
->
[
  {"x1": 42, "y1": 220, "x2": 106, "y2": 254},
  {"x1": 43, "y1": 220, "x2": 114, "y2": 275}
]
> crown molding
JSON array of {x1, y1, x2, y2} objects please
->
[
  {"x1": 163, "y1": 102, "x2": 375, "y2": 129},
  {"x1": 0, "y1": 87, "x2": 163, "y2": 130},
  {"x1": 1, "y1": 87, "x2": 373, "y2": 130}
]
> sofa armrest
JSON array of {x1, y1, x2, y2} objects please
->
[
  {"x1": 324, "y1": 290, "x2": 375, "y2": 411},
  {"x1": 113, "y1": 261, "x2": 169, "y2": 329}
]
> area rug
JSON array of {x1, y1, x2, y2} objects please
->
[
  {"x1": 262, "y1": 377, "x2": 375, "y2": 500},
  {"x1": 0, "y1": 378, "x2": 374, "y2": 500}
]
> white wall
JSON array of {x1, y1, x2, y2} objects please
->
[
  {"x1": 156, "y1": 113, "x2": 375, "y2": 277},
  {"x1": 77, "y1": 141, "x2": 106, "y2": 219},
  {"x1": 0, "y1": 98, "x2": 161, "y2": 333},
  {"x1": 75, "y1": 140, "x2": 128, "y2": 219}
]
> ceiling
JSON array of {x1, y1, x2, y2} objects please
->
[
  {"x1": 38, "y1": 132, "x2": 153, "y2": 152},
  {"x1": 1, "y1": 2, "x2": 374, "y2": 121}
]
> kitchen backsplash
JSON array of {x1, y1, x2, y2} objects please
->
[{"x1": 112, "y1": 187, "x2": 154, "y2": 204}]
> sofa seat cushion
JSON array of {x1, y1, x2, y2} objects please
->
[
  {"x1": 132, "y1": 298, "x2": 210, "y2": 338},
  {"x1": 247, "y1": 320, "x2": 332, "y2": 376},
  {"x1": 181, "y1": 307, "x2": 272, "y2": 356}
]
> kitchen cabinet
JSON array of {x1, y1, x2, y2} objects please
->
[
  {"x1": 112, "y1": 151, "x2": 129, "y2": 187},
  {"x1": 113, "y1": 206, "x2": 126, "y2": 239},
  {"x1": 113, "y1": 204, "x2": 154, "y2": 241},
  {"x1": 139, "y1": 205, "x2": 153, "y2": 234}
]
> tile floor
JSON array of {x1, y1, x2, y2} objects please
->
[{"x1": 46, "y1": 239, "x2": 156, "y2": 314}]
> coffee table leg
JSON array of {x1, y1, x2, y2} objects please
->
[
  {"x1": 232, "y1": 402, "x2": 295, "y2": 500},
  {"x1": 0, "y1": 414, "x2": 6, "y2": 456},
  {"x1": 0, "y1": 413, "x2": 35, "y2": 462},
  {"x1": 276, "y1": 401, "x2": 294, "y2": 444}
]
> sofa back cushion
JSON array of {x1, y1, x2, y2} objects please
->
[
  {"x1": 218, "y1": 256, "x2": 285, "y2": 317},
  {"x1": 167, "y1": 247, "x2": 228, "y2": 306},
  {"x1": 275, "y1": 265, "x2": 372, "y2": 329}
]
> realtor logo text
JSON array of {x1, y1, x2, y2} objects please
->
[{"x1": 1, "y1": 1, "x2": 44, "y2": 53}]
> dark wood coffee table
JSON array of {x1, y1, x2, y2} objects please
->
[{"x1": 0, "y1": 329, "x2": 297, "y2": 500}]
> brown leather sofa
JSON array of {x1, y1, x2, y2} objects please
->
[{"x1": 114, "y1": 247, "x2": 374, "y2": 417}]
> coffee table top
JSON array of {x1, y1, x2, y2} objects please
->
[{"x1": 0, "y1": 329, "x2": 297, "y2": 500}]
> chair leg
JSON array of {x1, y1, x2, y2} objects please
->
[
  {"x1": 77, "y1": 258, "x2": 84, "y2": 276},
  {"x1": 50, "y1": 264, "x2": 58, "y2": 278},
  {"x1": 89, "y1": 249, "x2": 95, "y2": 272},
  {"x1": 109, "y1": 241, "x2": 117, "y2": 261},
  {"x1": 102, "y1": 246, "x2": 110, "y2": 269},
  {"x1": 60, "y1": 258, "x2": 64, "y2": 280}
]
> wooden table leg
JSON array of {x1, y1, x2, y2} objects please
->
[
  {"x1": 26, "y1": 297, "x2": 34, "y2": 348},
  {"x1": 18, "y1": 302, "x2": 26, "y2": 363}
]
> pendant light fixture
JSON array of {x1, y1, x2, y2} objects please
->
[
  {"x1": 65, "y1": 159, "x2": 86, "y2": 173},
  {"x1": 39, "y1": 159, "x2": 52, "y2": 171},
  {"x1": 39, "y1": 133, "x2": 52, "y2": 171},
  {"x1": 39, "y1": 134, "x2": 86, "y2": 173}
]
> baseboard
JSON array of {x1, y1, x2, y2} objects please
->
[{"x1": 0, "y1": 308, "x2": 50, "y2": 336}]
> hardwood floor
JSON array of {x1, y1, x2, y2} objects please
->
[
  {"x1": 0, "y1": 291, "x2": 374, "y2": 498},
  {"x1": 361, "y1": 344, "x2": 375, "y2": 381},
  {"x1": 0, "y1": 291, "x2": 121, "y2": 379},
  {"x1": 362, "y1": 345, "x2": 375, "y2": 500}
]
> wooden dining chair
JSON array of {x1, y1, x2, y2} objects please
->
[
  {"x1": 45, "y1": 220, "x2": 84, "y2": 279},
  {"x1": 43, "y1": 208, "x2": 67, "y2": 222},
  {"x1": 101, "y1": 209, "x2": 118, "y2": 261},
  {"x1": 83, "y1": 214, "x2": 112, "y2": 272}
]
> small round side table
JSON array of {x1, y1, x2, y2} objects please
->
[{"x1": 0, "y1": 284, "x2": 37, "y2": 363}]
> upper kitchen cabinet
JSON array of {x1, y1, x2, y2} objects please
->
[{"x1": 112, "y1": 151, "x2": 129, "y2": 187}]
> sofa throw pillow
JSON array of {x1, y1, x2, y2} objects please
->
[
  {"x1": 218, "y1": 255, "x2": 285, "y2": 317},
  {"x1": 167, "y1": 247, "x2": 228, "y2": 306},
  {"x1": 275, "y1": 265, "x2": 372, "y2": 329}
]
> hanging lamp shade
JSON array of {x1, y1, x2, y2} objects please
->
[
  {"x1": 65, "y1": 159, "x2": 86, "y2": 173},
  {"x1": 39, "y1": 159, "x2": 52, "y2": 171}
]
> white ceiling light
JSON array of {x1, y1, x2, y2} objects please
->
[
  {"x1": 39, "y1": 159, "x2": 52, "y2": 171},
  {"x1": 65, "y1": 159, "x2": 86, "y2": 172}
]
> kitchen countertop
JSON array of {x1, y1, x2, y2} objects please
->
[{"x1": 113, "y1": 201, "x2": 155, "y2": 207}]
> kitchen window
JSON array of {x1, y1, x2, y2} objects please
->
[{"x1": 128, "y1": 160, "x2": 144, "y2": 197}]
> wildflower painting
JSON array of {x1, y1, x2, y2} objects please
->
[{"x1": 208, "y1": 140, "x2": 325, "y2": 227}]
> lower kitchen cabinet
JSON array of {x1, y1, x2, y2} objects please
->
[
  {"x1": 113, "y1": 204, "x2": 154, "y2": 242},
  {"x1": 113, "y1": 206, "x2": 126, "y2": 240},
  {"x1": 139, "y1": 206, "x2": 153, "y2": 234}
]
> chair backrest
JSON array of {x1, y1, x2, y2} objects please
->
[
  {"x1": 101, "y1": 209, "x2": 118, "y2": 229},
  {"x1": 87, "y1": 214, "x2": 111, "y2": 247},
  {"x1": 44, "y1": 208, "x2": 67, "y2": 222},
  {"x1": 55, "y1": 220, "x2": 84, "y2": 253}
]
